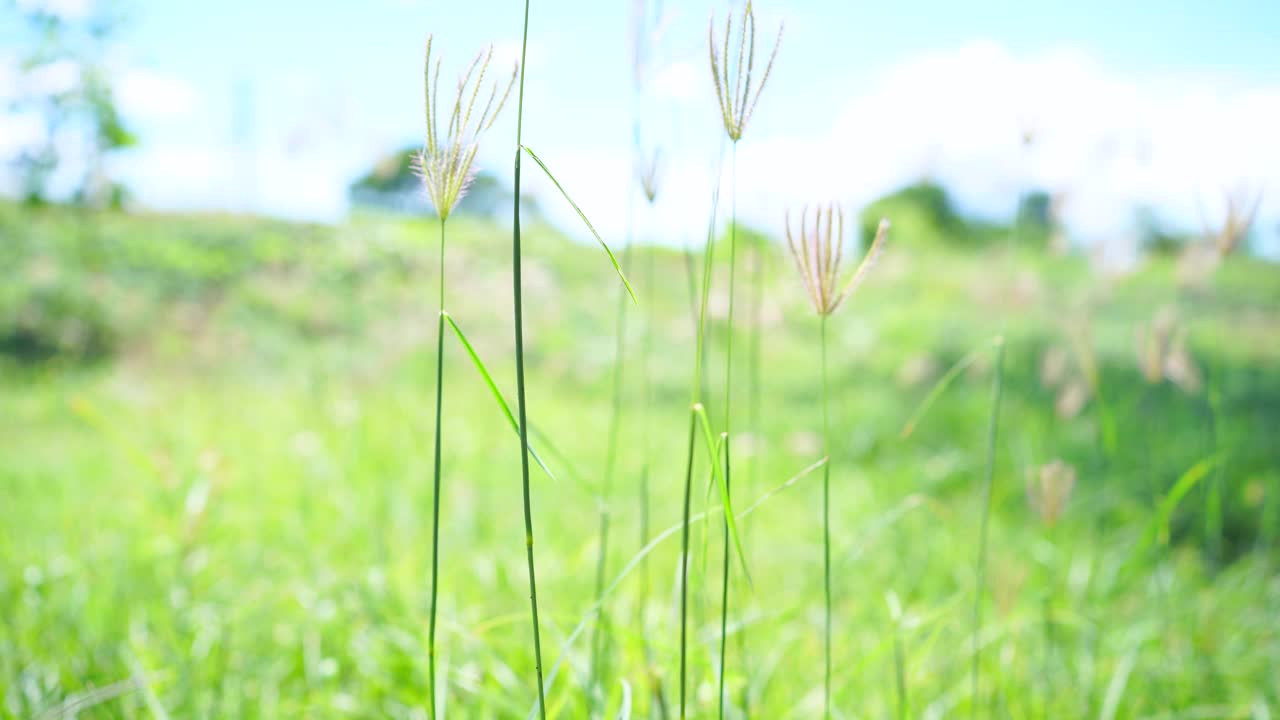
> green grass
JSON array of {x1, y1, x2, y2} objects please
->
[{"x1": 2, "y1": 202, "x2": 1279, "y2": 718}]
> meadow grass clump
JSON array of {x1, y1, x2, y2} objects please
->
[
  {"x1": 785, "y1": 206, "x2": 889, "y2": 718},
  {"x1": 416, "y1": 33, "x2": 515, "y2": 719},
  {"x1": 704, "y1": 4, "x2": 782, "y2": 715}
]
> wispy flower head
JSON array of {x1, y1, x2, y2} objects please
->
[
  {"x1": 1204, "y1": 184, "x2": 1262, "y2": 258},
  {"x1": 636, "y1": 147, "x2": 662, "y2": 205},
  {"x1": 785, "y1": 204, "x2": 889, "y2": 316},
  {"x1": 1136, "y1": 307, "x2": 1202, "y2": 393},
  {"x1": 418, "y1": 35, "x2": 516, "y2": 221},
  {"x1": 1026, "y1": 459, "x2": 1076, "y2": 527},
  {"x1": 708, "y1": 1, "x2": 782, "y2": 143}
]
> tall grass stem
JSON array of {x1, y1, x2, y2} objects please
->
[
  {"x1": 970, "y1": 337, "x2": 1006, "y2": 717},
  {"x1": 512, "y1": 2, "x2": 547, "y2": 716},
  {"x1": 427, "y1": 217, "x2": 446, "y2": 719}
]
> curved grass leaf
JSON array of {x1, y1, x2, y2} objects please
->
[
  {"x1": 443, "y1": 311, "x2": 556, "y2": 481},
  {"x1": 694, "y1": 403, "x2": 751, "y2": 587},
  {"x1": 900, "y1": 337, "x2": 1000, "y2": 439},
  {"x1": 520, "y1": 145, "x2": 637, "y2": 304},
  {"x1": 1127, "y1": 453, "x2": 1223, "y2": 566}
]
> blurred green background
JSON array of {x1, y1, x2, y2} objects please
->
[{"x1": 3, "y1": 0, "x2": 1279, "y2": 718}]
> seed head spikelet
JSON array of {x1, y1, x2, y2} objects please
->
[
  {"x1": 419, "y1": 35, "x2": 517, "y2": 220},
  {"x1": 709, "y1": 1, "x2": 782, "y2": 142},
  {"x1": 786, "y1": 204, "x2": 889, "y2": 316},
  {"x1": 637, "y1": 147, "x2": 661, "y2": 204}
]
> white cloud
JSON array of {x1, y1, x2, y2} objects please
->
[
  {"x1": 532, "y1": 40, "x2": 1280, "y2": 252},
  {"x1": 115, "y1": 68, "x2": 201, "y2": 120},
  {"x1": 15, "y1": 0, "x2": 92, "y2": 20}
]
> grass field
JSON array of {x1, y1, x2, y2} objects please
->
[{"x1": 2, "y1": 200, "x2": 1279, "y2": 719}]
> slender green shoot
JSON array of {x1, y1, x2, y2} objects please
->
[
  {"x1": 970, "y1": 336, "x2": 1006, "y2": 718},
  {"x1": 680, "y1": 173, "x2": 724, "y2": 720},
  {"x1": 427, "y1": 217, "x2": 446, "y2": 719},
  {"x1": 511, "y1": 2, "x2": 546, "y2": 716},
  {"x1": 820, "y1": 315, "x2": 833, "y2": 718},
  {"x1": 588, "y1": 235, "x2": 634, "y2": 715},
  {"x1": 899, "y1": 340, "x2": 999, "y2": 439}
]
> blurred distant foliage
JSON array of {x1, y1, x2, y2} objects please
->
[
  {"x1": 349, "y1": 145, "x2": 540, "y2": 219},
  {"x1": 860, "y1": 180, "x2": 1001, "y2": 248},
  {"x1": 5, "y1": 1, "x2": 138, "y2": 208},
  {"x1": 1136, "y1": 205, "x2": 1201, "y2": 256}
]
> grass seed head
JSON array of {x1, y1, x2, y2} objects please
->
[
  {"x1": 785, "y1": 204, "x2": 889, "y2": 316},
  {"x1": 418, "y1": 35, "x2": 517, "y2": 221},
  {"x1": 1026, "y1": 459, "x2": 1077, "y2": 527},
  {"x1": 637, "y1": 147, "x2": 662, "y2": 205},
  {"x1": 708, "y1": 1, "x2": 782, "y2": 143}
]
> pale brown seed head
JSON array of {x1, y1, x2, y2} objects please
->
[
  {"x1": 1026, "y1": 459, "x2": 1077, "y2": 527},
  {"x1": 708, "y1": 1, "x2": 782, "y2": 143},
  {"x1": 785, "y1": 204, "x2": 889, "y2": 316}
]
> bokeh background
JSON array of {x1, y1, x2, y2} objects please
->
[{"x1": 3, "y1": 0, "x2": 1279, "y2": 718}]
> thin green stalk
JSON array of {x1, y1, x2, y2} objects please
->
[
  {"x1": 717, "y1": 142, "x2": 739, "y2": 720},
  {"x1": 427, "y1": 217, "x2": 446, "y2": 719},
  {"x1": 970, "y1": 337, "x2": 1006, "y2": 718},
  {"x1": 589, "y1": 221, "x2": 634, "y2": 717},
  {"x1": 638, "y1": 243, "x2": 666, "y2": 717},
  {"x1": 820, "y1": 314, "x2": 832, "y2": 719},
  {"x1": 512, "y1": 2, "x2": 547, "y2": 716},
  {"x1": 680, "y1": 173, "x2": 723, "y2": 720},
  {"x1": 678, "y1": 408, "x2": 697, "y2": 720},
  {"x1": 739, "y1": 230, "x2": 763, "y2": 718}
]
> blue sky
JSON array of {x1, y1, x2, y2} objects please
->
[{"x1": 5, "y1": 0, "x2": 1280, "y2": 252}]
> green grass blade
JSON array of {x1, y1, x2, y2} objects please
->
[
  {"x1": 1128, "y1": 453, "x2": 1223, "y2": 564},
  {"x1": 527, "y1": 456, "x2": 826, "y2": 719},
  {"x1": 900, "y1": 338, "x2": 999, "y2": 439},
  {"x1": 520, "y1": 144, "x2": 637, "y2": 304},
  {"x1": 694, "y1": 404, "x2": 751, "y2": 587},
  {"x1": 443, "y1": 311, "x2": 556, "y2": 481}
]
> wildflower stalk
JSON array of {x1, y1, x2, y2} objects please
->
[{"x1": 511, "y1": 1, "x2": 547, "y2": 716}]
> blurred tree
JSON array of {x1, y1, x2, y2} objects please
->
[
  {"x1": 859, "y1": 180, "x2": 984, "y2": 247},
  {"x1": 1136, "y1": 205, "x2": 1196, "y2": 256},
  {"x1": 1015, "y1": 189, "x2": 1055, "y2": 249},
  {"x1": 349, "y1": 145, "x2": 539, "y2": 220},
  {"x1": 6, "y1": 0, "x2": 138, "y2": 209}
]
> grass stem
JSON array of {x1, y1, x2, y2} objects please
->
[
  {"x1": 820, "y1": 313, "x2": 832, "y2": 719},
  {"x1": 512, "y1": 2, "x2": 547, "y2": 716},
  {"x1": 427, "y1": 216, "x2": 446, "y2": 719},
  {"x1": 970, "y1": 337, "x2": 1006, "y2": 718}
]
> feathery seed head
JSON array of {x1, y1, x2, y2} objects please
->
[
  {"x1": 418, "y1": 35, "x2": 517, "y2": 220},
  {"x1": 708, "y1": 1, "x2": 782, "y2": 143},
  {"x1": 637, "y1": 147, "x2": 662, "y2": 205},
  {"x1": 785, "y1": 204, "x2": 889, "y2": 316},
  {"x1": 1026, "y1": 459, "x2": 1076, "y2": 527},
  {"x1": 1136, "y1": 308, "x2": 1201, "y2": 393},
  {"x1": 1205, "y1": 184, "x2": 1262, "y2": 258}
]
